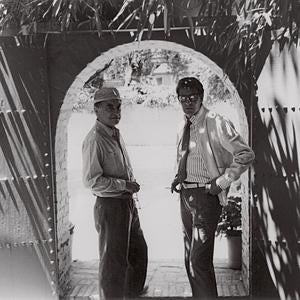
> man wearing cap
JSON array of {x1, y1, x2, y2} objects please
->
[
  {"x1": 82, "y1": 87, "x2": 148, "y2": 299},
  {"x1": 171, "y1": 77, "x2": 255, "y2": 298}
]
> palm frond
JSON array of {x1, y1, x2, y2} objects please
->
[{"x1": 0, "y1": 0, "x2": 299, "y2": 88}]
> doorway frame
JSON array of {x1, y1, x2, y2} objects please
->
[{"x1": 54, "y1": 40, "x2": 252, "y2": 296}]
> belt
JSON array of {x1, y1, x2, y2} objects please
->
[{"x1": 181, "y1": 182, "x2": 206, "y2": 189}]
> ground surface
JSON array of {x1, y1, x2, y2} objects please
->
[{"x1": 64, "y1": 259, "x2": 246, "y2": 299}]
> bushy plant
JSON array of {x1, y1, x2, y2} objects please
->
[
  {"x1": 217, "y1": 196, "x2": 242, "y2": 236},
  {"x1": 119, "y1": 84, "x2": 178, "y2": 108}
]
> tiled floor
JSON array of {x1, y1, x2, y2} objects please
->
[{"x1": 63, "y1": 260, "x2": 247, "y2": 299}]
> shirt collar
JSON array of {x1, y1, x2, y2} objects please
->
[
  {"x1": 185, "y1": 105, "x2": 205, "y2": 125},
  {"x1": 95, "y1": 119, "x2": 117, "y2": 137}
]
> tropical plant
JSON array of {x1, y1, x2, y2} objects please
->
[{"x1": 0, "y1": 1, "x2": 299, "y2": 87}]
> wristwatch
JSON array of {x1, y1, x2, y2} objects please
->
[{"x1": 224, "y1": 173, "x2": 234, "y2": 182}]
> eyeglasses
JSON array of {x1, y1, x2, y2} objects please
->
[{"x1": 178, "y1": 94, "x2": 199, "y2": 104}]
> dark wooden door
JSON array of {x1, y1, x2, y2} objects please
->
[{"x1": 0, "y1": 38, "x2": 58, "y2": 299}]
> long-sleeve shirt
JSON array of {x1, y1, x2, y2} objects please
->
[
  {"x1": 176, "y1": 105, "x2": 255, "y2": 205},
  {"x1": 82, "y1": 119, "x2": 134, "y2": 199}
]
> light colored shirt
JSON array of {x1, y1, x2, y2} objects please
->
[
  {"x1": 82, "y1": 119, "x2": 134, "y2": 198},
  {"x1": 177, "y1": 106, "x2": 211, "y2": 183},
  {"x1": 176, "y1": 105, "x2": 255, "y2": 205}
]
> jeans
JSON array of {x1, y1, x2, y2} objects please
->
[
  {"x1": 180, "y1": 187, "x2": 222, "y2": 299},
  {"x1": 94, "y1": 197, "x2": 148, "y2": 299}
]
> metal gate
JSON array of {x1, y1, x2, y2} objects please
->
[{"x1": 0, "y1": 37, "x2": 57, "y2": 299}]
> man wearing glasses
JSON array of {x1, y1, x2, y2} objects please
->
[
  {"x1": 82, "y1": 87, "x2": 148, "y2": 300},
  {"x1": 171, "y1": 77, "x2": 254, "y2": 298}
]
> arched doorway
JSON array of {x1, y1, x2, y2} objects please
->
[{"x1": 55, "y1": 40, "x2": 251, "y2": 297}]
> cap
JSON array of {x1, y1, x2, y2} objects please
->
[{"x1": 93, "y1": 87, "x2": 121, "y2": 104}]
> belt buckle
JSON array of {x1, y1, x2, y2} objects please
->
[{"x1": 183, "y1": 182, "x2": 198, "y2": 189}]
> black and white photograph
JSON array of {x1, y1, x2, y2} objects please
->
[{"x1": 0, "y1": 1, "x2": 299, "y2": 300}]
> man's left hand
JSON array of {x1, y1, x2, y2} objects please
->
[
  {"x1": 126, "y1": 181, "x2": 140, "y2": 193},
  {"x1": 205, "y1": 178, "x2": 222, "y2": 195},
  {"x1": 171, "y1": 177, "x2": 181, "y2": 193}
]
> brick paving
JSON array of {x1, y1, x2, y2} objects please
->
[{"x1": 64, "y1": 260, "x2": 247, "y2": 299}]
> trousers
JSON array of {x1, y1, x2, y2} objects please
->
[
  {"x1": 94, "y1": 196, "x2": 148, "y2": 299},
  {"x1": 180, "y1": 187, "x2": 222, "y2": 299}
]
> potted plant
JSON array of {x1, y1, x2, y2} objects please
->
[{"x1": 217, "y1": 196, "x2": 242, "y2": 269}]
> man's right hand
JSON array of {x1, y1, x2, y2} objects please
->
[
  {"x1": 126, "y1": 181, "x2": 140, "y2": 193},
  {"x1": 205, "y1": 178, "x2": 223, "y2": 195}
]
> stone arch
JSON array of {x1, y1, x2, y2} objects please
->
[{"x1": 55, "y1": 40, "x2": 251, "y2": 294}]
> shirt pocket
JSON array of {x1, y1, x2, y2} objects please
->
[
  {"x1": 106, "y1": 149, "x2": 117, "y2": 158},
  {"x1": 103, "y1": 149, "x2": 118, "y2": 172}
]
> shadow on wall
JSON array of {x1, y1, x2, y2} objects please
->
[{"x1": 253, "y1": 46, "x2": 300, "y2": 299}]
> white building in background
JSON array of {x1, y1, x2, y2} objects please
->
[{"x1": 151, "y1": 63, "x2": 175, "y2": 86}]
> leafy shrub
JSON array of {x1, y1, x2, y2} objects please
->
[{"x1": 217, "y1": 196, "x2": 242, "y2": 236}]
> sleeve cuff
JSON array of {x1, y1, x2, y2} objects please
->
[
  {"x1": 216, "y1": 174, "x2": 234, "y2": 190},
  {"x1": 116, "y1": 179, "x2": 127, "y2": 191}
]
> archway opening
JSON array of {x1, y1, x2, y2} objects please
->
[{"x1": 55, "y1": 40, "x2": 251, "y2": 298}]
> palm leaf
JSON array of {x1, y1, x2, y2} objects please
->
[
  {"x1": 187, "y1": 16, "x2": 195, "y2": 47},
  {"x1": 109, "y1": 0, "x2": 133, "y2": 27},
  {"x1": 163, "y1": 0, "x2": 170, "y2": 37},
  {"x1": 52, "y1": 0, "x2": 63, "y2": 17},
  {"x1": 0, "y1": 0, "x2": 300, "y2": 89}
]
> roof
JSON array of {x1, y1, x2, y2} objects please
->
[{"x1": 152, "y1": 63, "x2": 173, "y2": 75}]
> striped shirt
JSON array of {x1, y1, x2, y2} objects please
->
[{"x1": 177, "y1": 106, "x2": 211, "y2": 184}]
